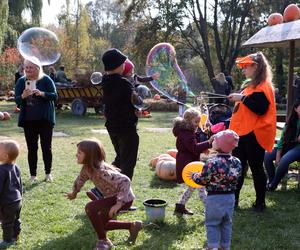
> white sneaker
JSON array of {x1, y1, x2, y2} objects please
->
[
  {"x1": 29, "y1": 176, "x2": 37, "y2": 184},
  {"x1": 45, "y1": 174, "x2": 53, "y2": 182}
]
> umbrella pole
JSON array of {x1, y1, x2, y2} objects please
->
[{"x1": 287, "y1": 40, "x2": 295, "y2": 119}]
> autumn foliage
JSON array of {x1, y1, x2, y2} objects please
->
[{"x1": 0, "y1": 47, "x2": 21, "y2": 91}]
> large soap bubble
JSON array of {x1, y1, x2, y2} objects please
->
[
  {"x1": 90, "y1": 72, "x2": 103, "y2": 85},
  {"x1": 146, "y1": 43, "x2": 195, "y2": 104},
  {"x1": 17, "y1": 27, "x2": 61, "y2": 66}
]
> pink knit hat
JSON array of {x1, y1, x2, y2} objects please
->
[
  {"x1": 123, "y1": 59, "x2": 134, "y2": 76},
  {"x1": 214, "y1": 129, "x2": 239, "y2": 153}
]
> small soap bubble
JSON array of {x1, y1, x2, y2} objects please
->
[{"x1": 90, "y1": 72, "x2": 103, "y2": 85}]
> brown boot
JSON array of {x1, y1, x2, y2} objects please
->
[{"x1": 174, "y1": 203, "x2": 194, "y2": 215}]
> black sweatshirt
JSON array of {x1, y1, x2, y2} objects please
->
[
  {"x1": 243, "y1": 92, "x2": 269, "y2": 115},
  {"x1": 101, "y1": 73, "x2": 138, "y2": 133}
]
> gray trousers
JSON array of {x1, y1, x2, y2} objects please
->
[{"x1": 0, "y1": 201, "x2": 22, "y2": 242}]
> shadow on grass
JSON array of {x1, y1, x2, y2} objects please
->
[
  {"x1": 232, "y1": 187, "x2": 300, "y2": 249},
  {"x1": 149, "y1": 174, "x2": 178, "y2": 189},
  {"x1": 31, "y1": 214, "x2": 95, "y2": 250},
  {"x1": 23, "y1": 180, "x2": 47, "y2": 193},
  {"x1": 133, "y1": 216, "x2": 202, "y2": 250}
]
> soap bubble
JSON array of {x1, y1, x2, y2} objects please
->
[
  {"x1": 133, "y1": 85, "x2": 152, "y2": 111},
  {"x1": 17, "y1": 27, "x2": 61, "y2": 66},
  {"x1": 146, "y1": 42, "x2": 194, "y2": 104},
  {"x1": 136, "y1": 85, "x2": 151, "y2": 99},
  {"x1": 90, "y1": 72, "x2": 103, "y2": 85}
]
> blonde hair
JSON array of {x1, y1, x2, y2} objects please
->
[
  {"x1": 0, "y1": 140, "x2": 20, "y2": 163},
  {"x1": 182, "y1": 107, "x2": 201, "y2": 130},
  {"x1": 24, "y1": 57, "x2": 45, "y2": 80}
]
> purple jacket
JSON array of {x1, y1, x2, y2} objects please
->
[{"x1": 173, "y1": 119, "x2": 210, "y2": 183}]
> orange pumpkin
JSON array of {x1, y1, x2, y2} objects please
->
[
  {"x1": 267, "y1": 13, "x2": 283, "y2": 26},
  {"x1": 0, "y1": 112, "x2": 4, "y2": 120},
  {"x1": 155, "y1": 159, "x2": 176, "y2": 181},
  {"x1": 2, "y1": 112, "x2": 11, "y2": 120},
  {"x1": 150, "y1": 154, "x2": 174, "y2": 168},
  {"x1": 283, "y1": 4, "x2": 300, "y2": 22},
  {"x1": 150, "y1": 156, "x2": 160, "y2": 168},
  {"x1": 153, "y1": 94, "x2": 161, "y2": 100},
  {"x1": 166, "y1": 149, "x2": 178, "y2": 158}
]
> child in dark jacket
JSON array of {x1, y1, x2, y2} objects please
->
[
  {"x1": 192, "y1": 130, "x2": 241, "y2": 250},
  {"x1": 101, "y1": 49, "x2": 139, "y2": 180},
  {"x1": 173, "y1": 107, "x2": 214, "y2": 215},
  {"x1": 0, "y1": 140, "x2": 22, "y2": 248}
]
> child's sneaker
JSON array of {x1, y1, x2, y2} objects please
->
[
  {"x1": 128, "y1": 220, "x2": 142, "y2": 243},
  {"x1": 45, "y1": 174, "x2": 53, "y2": 182}
]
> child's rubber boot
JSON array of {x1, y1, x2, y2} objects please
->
[{"x1": 174, "y1": 203, "x2": 194, "y2": 215}]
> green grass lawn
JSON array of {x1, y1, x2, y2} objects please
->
[{"x1": 1, "y1": 101, "x2": 300, "y2": 250}]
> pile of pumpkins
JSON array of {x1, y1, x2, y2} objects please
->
[
  {"x1": 149, "y1": 149, "x2": 177, "y2": 181},
  {"x1": 268, "y1": 4, "x2": 300, "y2": 26},
  {"x1": 0, "y1": 111, "x2": 11, "y2": 121}
]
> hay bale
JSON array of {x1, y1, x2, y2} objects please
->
[
  {"x1": 72, "y1": 69, "x2": 93, "y2": 87},
  {"x1": 145, "y1": 99, "x2": 178, "y2": 111}
]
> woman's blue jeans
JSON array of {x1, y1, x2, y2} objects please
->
[{"x1": 264, "y1": 147, "x2": 300, "y2": 188}]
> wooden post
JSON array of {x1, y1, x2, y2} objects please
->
[{"x1": 287, "y1": 40, "x2": 295, "y2": 119}]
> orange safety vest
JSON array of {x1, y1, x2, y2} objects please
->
[{"x1": 229, "y1": 80, "x2": 276, "y2": 152}]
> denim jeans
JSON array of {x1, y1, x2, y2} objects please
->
[
  {"x1": 264, "y1": 146, "x2": 300, "y2": 188},
  {"x1": 205, "y1": 194, "x2": 235, "y2": 250}
]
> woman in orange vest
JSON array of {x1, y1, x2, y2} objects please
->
[{"x1": 228, "y1": 52, "x2": 276, "y2": 212}]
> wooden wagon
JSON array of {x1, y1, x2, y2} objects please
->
[{"x1": 56, "y1": 84, "x2": 103, "y2": 115}]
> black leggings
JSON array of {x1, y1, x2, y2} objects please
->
[
  {"x1": 23, "y1": 120, "x2": 53, "y2": 176},
  {"x1": 232, "y1": 132, "x2": 266, "y2": 205}
]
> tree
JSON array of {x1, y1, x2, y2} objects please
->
[
  {"x1": 0, "y1": 0, "x2": 8, "y2": 51},
  {"x1": 253, "y1": 0, "x2": 297, "y2": 97},
  {"x1": 4, "y1": 0, "x2": 46, "y2": 48},
  {"x1": 121, "y1": 0, "x2": 256, "y2": 91},
  {"x1": 0, "y1": 47, "x2": 21, "y2": 90}
]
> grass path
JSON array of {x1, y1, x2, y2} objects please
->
[{"x1": 0, "y1": 101, "x2": 300, "y2": 250}]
